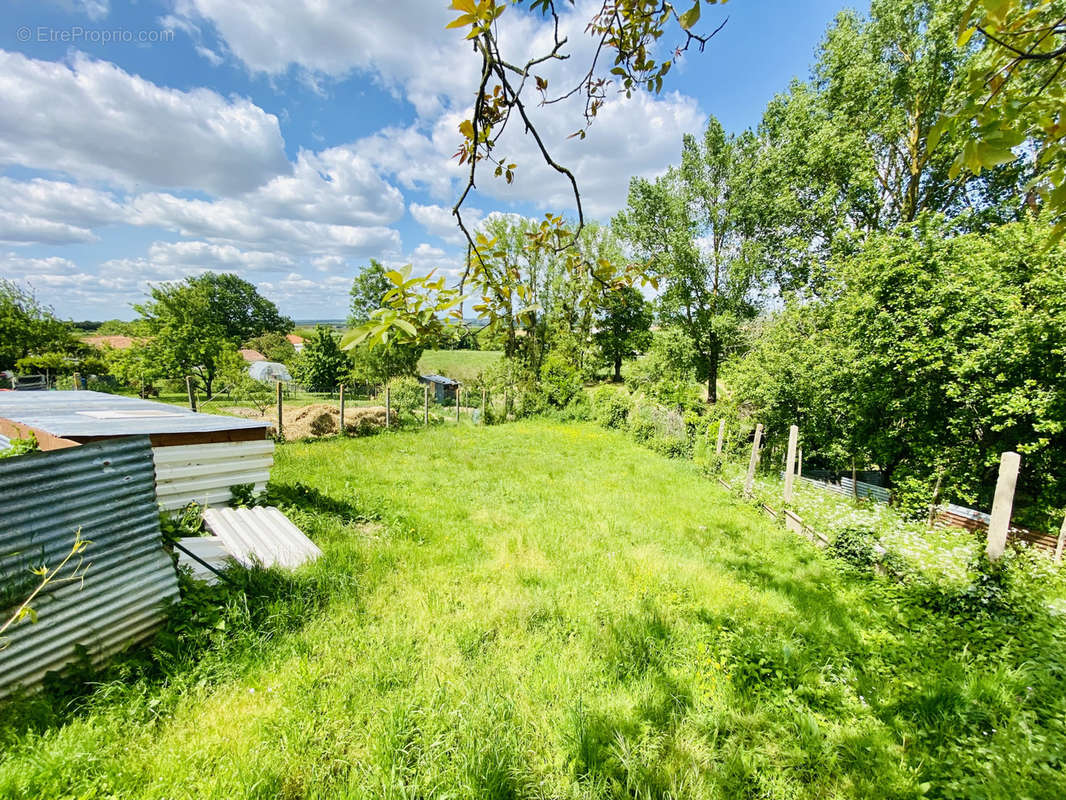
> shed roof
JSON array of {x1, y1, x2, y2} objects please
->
[
  {"x1": 0, "y1": 391, "x2": 268, "y2": 448},
  {"x1": 239, "y1": 348, "x2": 267, "y2": 362},
  {"x1": 419, "y1": 374, "x2": 459, "y2": 386}
]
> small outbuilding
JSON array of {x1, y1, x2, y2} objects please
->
[
  {"x1": 0, "y1": 391, "x2": 273, "y2": 510},
  {"x1": 419, "y1": 374, "x2": 460, "y2": 403}
]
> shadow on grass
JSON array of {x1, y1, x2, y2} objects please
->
[{"x1": 0, "y1": 559, "x2": 338, "y2": 747}]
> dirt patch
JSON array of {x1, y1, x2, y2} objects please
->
[{"x1": 221, "y1": 403, "x2": 397, "y2": 441}]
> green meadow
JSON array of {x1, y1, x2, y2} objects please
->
[{"x1": 1, "y1": 421, "x2": 1063, "y2": 799}]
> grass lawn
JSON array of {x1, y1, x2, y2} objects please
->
[
  {"x1": 417, "y1": 348, "x2": 503, "y2": 382},
  {"x1": 1, "y1": 421, "x2": 1063, "y2": 798}
]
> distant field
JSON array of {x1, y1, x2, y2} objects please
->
[{"x1": 417, "y1": 349, "x2": 503, "y2": 382}]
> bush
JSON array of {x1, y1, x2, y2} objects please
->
[
  {"x1": 591, "y1": 386, "x2": 633, "y2": 429},
  {"x1": 540, "y1": 351, "x2": 584, "y2": 408},
  {"x1": 385, "y1": 376, "x2": 424, "y2": 422},
  {"x1": 827, "y1": 527, "x2": 881, "y2": 570}
]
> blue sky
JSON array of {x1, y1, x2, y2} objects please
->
[{"x1": 0, "y1": 0, "x2": 851, "y2": 320}]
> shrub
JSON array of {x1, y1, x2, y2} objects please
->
[
  {"x1": 827, "y1": 527, "x2": 881, "y2": 570},
  {"x1": 385, "y1": 376, "x2": 424, "y2": 422},
  {"x1": 540, "y1": 351, "x2": 584, "y2": 408},
  {"x1": 591, "y1": 386, "x2": 633, "y2": 429}
]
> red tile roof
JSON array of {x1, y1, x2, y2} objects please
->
[{"x1": 238, "y1": 349, "x2": 267, "y2": 362}]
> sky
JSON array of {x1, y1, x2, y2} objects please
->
[{"x1": 0, "y1": 0, "x2": 851, "y2": 321}]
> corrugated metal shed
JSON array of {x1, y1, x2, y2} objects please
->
[
  {"x1": 153, "y1": 440, "x2": 275, "y2": 510},
  {"x1": 203, "y1": 507, "x2": 322, "y2": 569},
  {"x1": 0, "y1": 437, "x2": 180, "y2": 697},
  {"x1": 419, "y1": 374, "x2": 460, "y2": 403},
  {"x1": 0, "y1": 391, "x2": 268, "y2": 448}
]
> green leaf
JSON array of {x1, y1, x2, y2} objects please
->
[{"x1": 679, "y1": 2, "x2": 701, "y2": 30}]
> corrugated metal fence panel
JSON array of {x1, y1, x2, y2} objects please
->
[
  {"x1": 792, "y1": 474, "x2": 892, "y2": 503},
  {"x1": 0, "y1": 436, "x2": 179, "y2": 697},
  {"x1": 933, "y1": 504, "x2": 1057, "y2": 552},
  {"x1": 840, "y1": 477, "x2": 891, "y2": 504},
  {"x1": 0, "y1": 433, "x2": 9, "y2": 453},
  {"x1": 152, "y1": 439, "x2": 275, "y2": 511}
]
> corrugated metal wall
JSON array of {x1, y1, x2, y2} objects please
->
[
  {"x1": 152, "y1": 439, "x2": 274, "y2": 511},
  {"x1": 0, "y1": 436, "x2": 179, "y2": 697}
]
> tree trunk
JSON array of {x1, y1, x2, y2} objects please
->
[
  {"x1": 613, "y1": 355, "x2": 622, "y2": 382},
  {"x1": 706, "y1": 338, "x2": 719, "y2": 404}
]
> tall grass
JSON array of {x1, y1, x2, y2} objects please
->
[{"x1": 0, "y1": 421, "x2": 1063, "y2": 798}]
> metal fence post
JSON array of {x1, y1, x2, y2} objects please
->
[
  {"x1": 186, "y1": 376, "x2": 197, "y2": 412},
  {"x1": 744, "y1": 423, "x2": 763, "y2": 496},
  {"x1": 986, "y1": 451, "x2": 1021, "y2": 561},
  {"x1": 339, "y1": 384, "x2": 346, "y2": 435},
  {"x1": 276, "y1": 380, "x2": 283, "y2": 441},
  {"x1": 424, "y1": 384, "x2": 430, "y2": 426},
  {"x1": 783, "y1": 425, "x2": 799, "y2": 504}
]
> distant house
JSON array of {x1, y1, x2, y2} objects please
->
[
  {"x1": 286, "y1": 334, "x2": 305, "y2": 352},
  {"x1": 239, "y1": 349, "x2": 267, "y2": 362},
  {"x1": 82, "y1": 335, "x2": 138, "y2": 350},
  {"x1": 419, "y1": 374, "x2": 459, "y2": 403}
]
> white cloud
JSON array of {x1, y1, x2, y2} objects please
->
[
  {"x1": 1, "y1": 253, "x2": 81, "y2": 276},
  {"x1": 250, "y1": 145, "x2": 405, "y2": 227},
  {"x1": 128, "y1": 192, "x2": 402, "y2": 257},
  {"x1": 0, "y1": 50, "x2": 289, "y2": 194},
  {"x1": 174, "y1": 0, "x2": 476, "y2": 116},
  {"x1": 0, "y1": 211, "x2": 96, "y2": 245},
  {"x1": 0, "y1": 177, "x2": 125, "y2": 229},
  {"x1": 409, "y1": 202, "x2": 482, "y2": 245}
]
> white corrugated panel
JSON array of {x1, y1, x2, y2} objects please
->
[
  {"x1": 152, "y1": 439, "x2": 274, "y2": 510},
  {"x1": 175, "y1": 537, "x2": 234, "y2": 584},
  {"x1": 202, "y1": 506, "x2": 322, "y2": 569}
]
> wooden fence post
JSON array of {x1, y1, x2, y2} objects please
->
[
  {"x1": 424, "y1": 384, "x2": 430, "y2": 426},
  {"x1": 455, "y1": 386, "x2": 461, "y2": 423},
  {"x1": 339, "y1": 384, "x2": 346, "y2": 435},
  {"x1": 186, "y1": 376, "x2": 197, "y2": 411},
  {"x1": 927, "y1": 470, "x2": 944, "y2": 528},
  {"x1": 715, "y1": 419, "x2": 726, "y2": 457},
  {"x1": 986, "y1": 451, "x2": 1021, "y2": 562},
  {"x1": 744, "y1": 424, "x2": 763, "y2": 496},
  {"x1": 797, "y1": 448, "x2": 803, "y2": 479},
  {"x1": 1055, "y1": 511, "x2": 1066, "y2": 565},
  {"x1": 72, "y1": 372, "x2": 81, "y2": 391},
  {"x1": 277, "y1": 379, "x2": 285, "y2": 439},
  {"x1": 481, "y1": 388, "x2": 487, "y2": 424},
  {"x1": 783, "y1": 425, "x2": 799, "y2": 505},
  {"x1": 385, "y1": 386, "x2": 391, "y2": 429}
]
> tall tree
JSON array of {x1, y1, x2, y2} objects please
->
[
  {"x1": 594, "y1": 286, "x2": 653, "y2": 381},
  {"x1": 615, "y1": 116, "x2": 755, "y2": 403},
  {"x1": 348, "y1": 260, "x2": 392, "y2": 327},
  {"x1": 736, "y1": 0, "x2": 1031, "y2": 293},
  {"x1": 0, "y1": 280, "x2": 79, "y2": 372},
  {"x1": 134, "y1": 273, "x2": 290, "y2": 396},
  {"x1": 292, "y1": 326, "x2": 352, "y2": 392}
]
